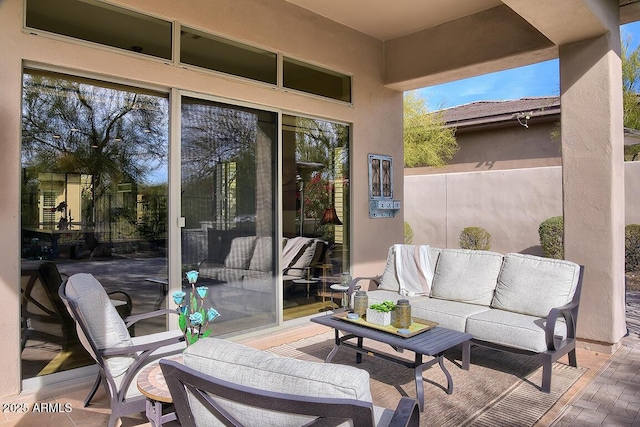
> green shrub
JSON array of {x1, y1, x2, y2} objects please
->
[
  {"x1": 459, "y1": 227, "x2": 491, "y2": 250},
  {"x1": 626, "y1": 224, "x2": 640, "y2": 272},
  {"x1": 404, "y1": 222, "x2": 414, "y2": 244},
  {"x1": 539, "y1": 216, "x2": 564, "y2": 259}
]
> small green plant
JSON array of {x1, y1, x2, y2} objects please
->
[
  {"x1": 539, "y1": 216, "x2": 564, "y2": 259},
  {"x1": 404, "y1": 222, "x2": 414, "y2": 244},
  {"x1": 459, "y1": 227, "x2": 491, "y2": 250},
  {"x1": 626, "y1": 224, "x2": 640, "y2": 272},
  {"x1": 369, "y1": 300, "x2": 396, "y2": 312}
]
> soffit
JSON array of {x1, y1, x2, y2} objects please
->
[
  {"x1": 283, "y1": 0, "x2": 502, "y2": 41},
  {"x1": 285, "y1": 1, "x2": 639, "y2": 42}
]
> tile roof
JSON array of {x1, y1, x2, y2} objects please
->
[{"x1": 439, "y1": 96, "x2": 560, "y2": 127}]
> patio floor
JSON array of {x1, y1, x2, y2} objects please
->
[{"x1": 3, "y1": 293, "x2": 639, "y2": 427}]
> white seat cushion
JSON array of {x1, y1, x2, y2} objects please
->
[
  {"x1": 65, "y1": 273, "x2": 134, "y2": 377},
  {"x1": 466, "y1": 309, "x2": 567, "y2": 353},
  {"x1": 183, "y1": 338, "x2": 373, "y2": 427},
  {"x1": 491, "y1": 253, "x2": 581, "y2": 317},
  {"x1": 430, "y1": 249, "x2": 503, "y2": 306}
]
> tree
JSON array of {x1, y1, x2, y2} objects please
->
[
  {"x1": 21, "y1": 72, "x2": 168, "y2": 228},
  {"x1": 623, "y1": 34, "x2": 640, "y2": 161},
  {"x1": 403, "y1": 91, "x2": 458, "y2": 167}
]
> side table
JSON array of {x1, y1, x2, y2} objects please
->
[{"x1": 137, "y1": 355, "x2": 182, "y2": 427}]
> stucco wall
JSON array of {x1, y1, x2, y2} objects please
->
[
  {"x1": 0, "y1": 0, "x2": 403, "y2": 396},
  {"x1": 405, "y1": 120, "x2": 562, "y2": 176},
  {"x1": 405, "y1": 161, "x2": 639, "y2": 254}
]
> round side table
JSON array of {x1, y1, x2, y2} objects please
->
[{"x1": 137, "y1": 355, "x2": 183, "y2": 427}]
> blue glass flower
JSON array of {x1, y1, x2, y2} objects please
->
[
  {"x1": 196, "y1": 286, "x2": 208, "y2": 299},
  {"x1": 207, "y1": 307, "x2": 220, "y2": 322},
  {"x1": 186, "y1": 270, "x2": 199, "y2": 284},
  {"x1": 180, "y1": 305, "x2": 189, "y2": 315},
  {"x1": 189, "y1": 312, "x2": 204, "y2": 326},
  {"x1": 172, "y1": 291, "x2": 186, "y2": 305}
]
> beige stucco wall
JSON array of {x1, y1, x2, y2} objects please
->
[
  {"x1": 405, "y1": 120, "x2": 562, "y2": 175},
  {"x1": 0, "y1": 0, "x2": 403, "y2": 396},
  {"x1": 406, "y1": 163, "x2": 639, "y2": 254}
]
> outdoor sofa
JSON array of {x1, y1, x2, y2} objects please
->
[
  {"x1": 346, "y1": 245, "x2": 584, "y2": 393},
  {"x1": 198, "y1": 235, "x2": 326, "y2": 292},
  {"x1": 160, "y1": 337, "x2": 419, "y2": 426}
]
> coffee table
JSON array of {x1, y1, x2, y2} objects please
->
[
  {"x1": 310, "y1": 314, "x2": 471, "y2": 411},
  {"x1": 136, "y1": 355, "x2": 182, "y2": 427}
]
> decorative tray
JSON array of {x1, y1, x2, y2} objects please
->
[{"x1": 332, "y1": 311, "x2": 438, "y2": 338}]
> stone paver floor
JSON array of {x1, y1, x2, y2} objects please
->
[{"x1": 551, "y1": 291, "x2": 640, "y2": 427}]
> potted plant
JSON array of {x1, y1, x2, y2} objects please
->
[{"x1": 366, "y1": 300, "x2": 396, "y2": 326}]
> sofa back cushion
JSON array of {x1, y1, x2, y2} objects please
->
[
  {"x1": 224, "y1": 236, "x2": 258, "y2": 269},
  {"x1": 430, "y1": 249, "x2": 503, "y2": 306},
  {"x1": 248, "y1": 236, "x2": 273, "y2": 272},
  {"x1": 285, "y1": 239, "x2": 324, "y2": 278},
  {"x1": 491, "y1": 253, "x2": 581, "y2": 317},
  {"x1": 378, "y1": 245, "x2": 441, "y2": 292},
  {"x1": 65, "y1": 273, "x2": 134, "y2": 377},
  {"x1": 183, "y1": 338, "x2": 372, "y2": 426}
]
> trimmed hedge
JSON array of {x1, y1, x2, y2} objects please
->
[
  {"x1": 539, "y1": 216, "x2": 564, "y2": 259},
  {"x1": 626, "y1": 224, "x2": 640, "y2": 272},
  {"x1": 459, "y1": 227, "x2": 491, "y2": 250}
]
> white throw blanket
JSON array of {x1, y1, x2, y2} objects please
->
[
  {"x1": 282, "y1": 237, "x2": 312, "y2": 269},
  {"x1": 395, "y1": 244, "x2": 433, "y2": 296}
]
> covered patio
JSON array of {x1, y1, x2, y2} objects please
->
[
  {"x1": 2, "y1": 298, "x2": 639, "y2": 426},
  {"x1": 0, "y1": 0, "x2": 637, "y2": 424}
]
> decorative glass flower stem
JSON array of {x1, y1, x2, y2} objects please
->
[{"x1": 173, "y1": 270, "x2": 219, "y2": 346}]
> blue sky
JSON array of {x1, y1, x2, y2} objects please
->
[{"x1": 418, "y1": 21, "x2": 640, "y2": 111}]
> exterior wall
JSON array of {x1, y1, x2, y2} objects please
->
[
  {"x1": 0, "y1": 0, "x2": 403, "y2": 396},
  {"x1": 405, "y1": 162, "x2": 639, "y2": 254},
  {"x1": 405, "y1": 120, "x2": 562, "y2": 175}
]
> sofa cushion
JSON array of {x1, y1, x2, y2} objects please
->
[
  {"x1": 491, "y1": 253, "x2": 581, "y2": 318},
  {"x1": 430, "y1": 249, "x2": 503, "y2": 306},
  {"x1": 365, "y1": 289, "x2": 489, "y2": 332},
  {"x1": 224, "y1": 236, "x2": 258, "y2": 269},
  {"x1": 65, "y1": 273, "x2": 134, "y2": 377},
  {"x1": 378, "y1": 245, "x2": 441, "y2": 292},
  {"x1": 183, "y1": 338, "x2": 373, "y2": 426},
  {"x1": 248, "y1": 236, "x2": 273, "y2": 272},
  {"x1": 285, "y1": 239, "x2": 324, "y2": 278},
  {"x1": 466, "y1": 308, "x2": 567, "y2": 353}
]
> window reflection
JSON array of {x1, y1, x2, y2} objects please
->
[
  {"x1": 181, "y1": 97, "x2": 278, "y2": 334},
  {"x1": 20, "y1": 70, "x2": 169, "y2": 379},
  {"x1": 282, "y1": 115, "x2": 350, "y2": 320}
]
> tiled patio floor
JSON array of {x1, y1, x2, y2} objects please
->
[{"x1": 2, "y1": 295, "x2": 639, "y2": 427}]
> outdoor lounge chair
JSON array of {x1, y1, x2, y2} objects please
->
[
  {"x1": 59, "y1": 273, "x2": 185, "y2": 427},
  {"x1": 160, "y1": 338, "x2": 420, "y2": 427}
]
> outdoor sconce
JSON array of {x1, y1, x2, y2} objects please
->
[{"x1": 368, "y1": 153, "x2": 401, "y2": 218}]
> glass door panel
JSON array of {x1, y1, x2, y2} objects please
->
[
  {"x1": 282, "y1": 115, "x2": 350, "y2": 320},
  {"x1": 180, "y1": 97, "x2": 278, "y2": 335},
  {"x1": 20, "y1": 69, "x2": 169, "y2": 380}
]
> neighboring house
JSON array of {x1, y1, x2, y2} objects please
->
[
  {"x1": 406, "y1": 96, "x2": 561, "y2": 175},
  {"x1": 406, "y1": 95, "x2": 640, "y2": 176}
]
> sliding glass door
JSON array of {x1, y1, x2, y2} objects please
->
[{"x1": 180, "y1": 97, "x2": 278, "y2": 334}]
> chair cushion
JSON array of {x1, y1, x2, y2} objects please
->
[
  {"x1": 286, "y1": 239, "x2": 323, "y2": 278},
  {"x1": 491, "y1": 253, "x2": 581, "y2": 317},
  {"x1": 183, "y1": 338, "x2": 373, "y2": 427},
  {"x1": 466, "y1": 308, "x2": 567, "y2": 353},
  {"x1": 430, "y1": 249, "x2": 503, "y2": 306},
  {"x1": 224, "y1": 236, "x2": 258, "y2": 269},
  {"x1": 249, "y1": 236, "x2": 273, "y2": 272},
  {"x1": 65, "y1": 273, "x2": 134, "y2": 377},
  {"x1": 378, "y1": 245, "x2": 441, "y2": 292}
]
